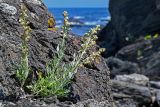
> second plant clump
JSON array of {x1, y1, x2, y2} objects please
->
[{"x1": 16, "y1": 4, "x2": 105, "y2": 97}]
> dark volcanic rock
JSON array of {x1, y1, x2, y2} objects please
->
[
  {"x1": 106, "y1": 57, "x2": 140, "y2": 78},
  {"x1": 0, "y1": 0, "x2": 51, "y2": 98},
  {"x1": 115, "y1": 74, "x2": 149, "y2": 86},
  {"x1": 0, "y1": 98, "x2": 112, "y2": 107},
  {"x1": 150, "y1": 81, "x2": 160, "y2": 89},
  {"x1": 98, "y1": 0, "x2": 160, "y2": 81},
  {"x1": 96, "y1": 0, "x2": 160, "y2": 106},
  {"x1": 30, "y1": 30, "x2": 112, "y2": 103},
  {"x1": 98, "y1": 0, "x2": 160, "y2": 57},
  {"x1": 71, "y1": 60, "x2": 111, "y2": 102},
  {"x1": 0, "y1": 0, "x2": 112, "y2": 106},
  {"x1": 112, "y1": 80, "x2": 152, "y2": 106},
  {"x1": 155, "y1": 91, "x2": 160, "y2": 107},
  {"x1": 116, "y1": 37, "x2": 160, "y2": 80},
  {"x1": 70, "y1": 99, "x2": 111, "y2": 107}
]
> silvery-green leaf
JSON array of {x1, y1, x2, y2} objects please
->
[{"x1": 56, "y1": 44, "x2": 60, "y2": 51}]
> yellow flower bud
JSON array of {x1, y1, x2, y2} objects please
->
[{"x1": 99, "y1": 48, "x2": 106, "y2": 52}]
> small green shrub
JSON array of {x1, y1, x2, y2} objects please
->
[
  {"x1": 153, "y1": 33, "x2": 159, "y2": 38},
  {"x1": 144, "y1": 33, "x2": 159, "y2": 40},
  {"x1": 16, "y1": 4, "x2": 31, "y2": 88},
  {"x1": 27, "y1": 11, "x2": 104, "y2": 97},
  {"x1": 16, "y1": 6, "x2": 105, "y2": 97},
  {"x1": 144, "y1": 34, "x2": 152, "y2": 40}
]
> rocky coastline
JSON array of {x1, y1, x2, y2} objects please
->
[
  {"x1": 98, "y1": 0, "x2": 160, "y2": 106},
  {"x1": 1, "y1": 0, "x2": 160, "y2": 107}
]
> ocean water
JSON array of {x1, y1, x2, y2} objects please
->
[{"x1": 48, "y1": 8, "x2": 110, "y2": 36}]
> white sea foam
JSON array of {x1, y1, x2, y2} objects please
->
[
  {"x1": 84, "y1": 21, "x2": 98, "y2": 26},
  {"x1": 106, "y1": 16, "x2": 111, "y2": 21},
  {"x1": 73, "y1": 16, "x2": 85, "y2": 20},
  {"x1": 56, "y1": 20, "x2": 62, "y2": 24},
  {"x1": 100, "y1": 16, "x2": 111, "y2": 21}
]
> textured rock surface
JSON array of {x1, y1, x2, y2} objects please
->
[
  {"x1": 112, "y1": 80, "x2": 152, "y2": 106},
  {"x1": 71, "y1": 61, "x2": 111, "y2": 102},
  {"x1": 0, "y1": 3, "x2": 17, "y2": 15},
  {"x1": 116, "y1": 38, "x2": 160, "y2": 80},
  {"x1": 155, "y1": 91, "x2": 160, "y2": 106},
  {"x1": 70, "y1": 99, "x2": 112, "y2": 107},
  {"x1": 0, "y1": 98, "x2": 112, "y2": 107},
  {"x1": 98, "y1": 0, "x2": 160, "y2": 81},
  {"x1": 106, "y1": 57, "x2": 140, "y2": 78},
  {"x1": 98, "y1": 0, "x2": 160, "y2": 57},
  {"x1": 97, "y1": 0, "x2": 160, "y2": 106},
  {"x1": 150, "y1": 81, "x2": 160, "y2": 89},
  {"x1": 0, "y1": 0, "x2": 112, "y2": 106},
  {"x1": 0, "y1": 0, "x2": 51, "y2": 99},
  {"x1": 115, "y1": 73, "x2": 149, "y2": 86}
]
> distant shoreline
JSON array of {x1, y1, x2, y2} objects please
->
[{"x1": 48, "y1": 8, "x2": 109, "y2": 35}]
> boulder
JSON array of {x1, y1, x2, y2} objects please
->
[
  {"x1": 116, "y1": 38, "x2": 160, "y2": 80},
  {"x1": 112, "y1": 80, "x2": 152, "y2": 106},
  {"x1": 71, "y1": 61, "x2": 112, "y2": 102},
  {"x1": 155, "y1": 91, "x2": 160, "y2": 106},
  {"x1": 150, "y1": 81, "x2": 160, "y2": 89},
  {"x1": 98, "y1": 0, "x2": 160, "y2": 57},
  {"x1": 0, "y1": 0, "x2": 51, "y2": 99},
  {"x1": 115, "y1": 74, "x2": 149, "y2": 86},
  {"x1": 97, "y1": 0, "x2": 160, "y2": 81},
  {"x1": 0, "y1": 0, "x2": 112, "y2": 106},
  {"x1": 0, "y1": 20, "x2": 111, "y2": 105},
  {"x1": 96, "y1": 0, "x2": 160, "y2": 106},
  {"x1": 0, "y1": 3, "x2": 17, "y2": 15},
  {"x1": 106, "y1": 57, "x2": 140, "y2": 78}
]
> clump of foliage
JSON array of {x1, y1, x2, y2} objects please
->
[
  {"x1": 16, "y1": 5, "x2": 105, "y2": 97},
  {"x1": 16, "y1": 4, "x2": 31, "y2": 88},
  {"x1": 27, "y1": 11, "x2": 105, "y2": 97},
  {"x1": 27, "y1": 11, "x2": 71, "y2": 97},
  {"x1": 138, "y1": 33, "x2": 160, "y2": 60},
  {"x1": 144, "y1": 33, "x2": 159, "y2": 40}
]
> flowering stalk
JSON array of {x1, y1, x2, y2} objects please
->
[
  {"x1": 47, "y1": 11, "x2": 70, "y2": 74},
  {"x1": 16, "y1": 4, "x2": 31, "y2": 88},
  {"x1": 70, "y1": 25, "x2": 102, "y2": 73}
]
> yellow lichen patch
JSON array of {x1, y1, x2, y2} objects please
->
[
  {"x1": 48, "y1": 17, "x2": 56, "y2": 27},
  {"x1": 47, "y1": 15, "x2": 57, "y2": 31},
  {"x1": 48, "y1": 27, "x2": 58, "y2": 31}
]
